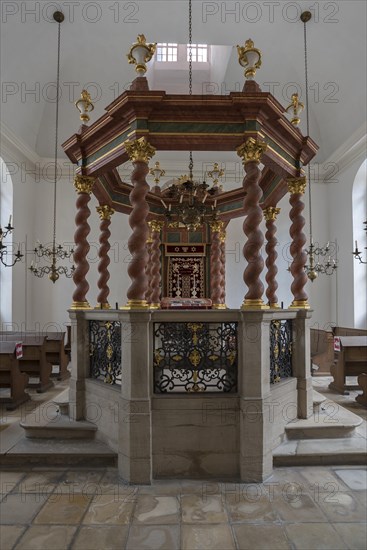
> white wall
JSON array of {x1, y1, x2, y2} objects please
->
[{"x1": 329, "y1": 154, "x2": 367, "y2": 329}]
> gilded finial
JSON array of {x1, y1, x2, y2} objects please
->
[
  {"x1": 237, "y1": 39, "x2": 262, "y2": 80},
  {"x1": 75, "y1": 90, "x2": 94, "y2": 124},
  {"x1": 127, "y1": 34, "x2": 157, "y2": 75},
  {"x1": 285, "y1": 93, "x2": 304, "y2": 126}
]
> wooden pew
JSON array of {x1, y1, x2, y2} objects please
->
[
  {"x1": 0, "y1": 342, "x2": 30, "y2": 410},
  {"x1": 329, "y1": 336, "x2": 367, "y2": 394},
  {"x1": 0, "y1": 331, "x2": 70, "y2": 380},
  {"x1": 310, "y1": 329, "x2": 334, "y2": 376},
  {"x1": 0, "y1": 335, "x2": 53, "y2": 393}
]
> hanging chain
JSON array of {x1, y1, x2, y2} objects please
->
[
  {"x1": 52, "y1": 19, "x2": 61, "y2": 257},
  {"x1": 188, "y1": 0, "x2": 193, "y2": 179},
  {"x1": 303, "y1": 19, "x2": 313, "y2": 241}
]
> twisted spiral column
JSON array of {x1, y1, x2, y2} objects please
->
[
  {"x1": 96, "y1": 205, "x2": 115, "y2": 309},
  {"x1": 122, "y1": 137, "x2": 155, "y2": 309},
  {"x1": 263, "y1": 207, "x2": 281, "y2": 308},
  {"x1": 145, "y1": 236, "x2": 153, "y2": 303},
  {"x1": 287, "y1": 177, "x2": 309, "y2": 309},
  {"x1": 149, "y1": 220, "x2": 164, "y2": 308},
  {"x1": 210, "y1": 220, "x2": 225, "y2": 309},
  {"x1": 237, "y1": 137, "x2": 268, "y2": 309},
  {"x1": 219, "y1": 230, "x2": 227, "y2": 307},
  {"x1": 71, "y1": 175, "x2": 95, "y2": 309}
]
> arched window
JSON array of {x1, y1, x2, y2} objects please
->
[
  {"x1": 0, "y1": 157, "x2": 13, "y2": 325},
  {"x1": 352, "y1": 158, "x2": 367, "y2": 328}
]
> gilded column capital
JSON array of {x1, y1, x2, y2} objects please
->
[
  {"x1": 74, "y1": 175, "x2": 95, "y2": 194},
  {"x1": 124, "y1": 136, "x2": 156, "y2": 163},
  {"x1": 263, "y1": 206, "x2": 281, "y2": 221},
  {"x1": 96, "y1": 205, "x2": 115, "y2": 221},
  {"x1": 287, "y1": 177, "x2": 307, "y2": 195},
  {"x1": 236, "y1": 137, "x2": 267, "y2": 165},
  {"x1": 148, "y1": 219, "x2": 164, "y2": 233},
  {"x1": 209, "y1": 219, "x2": 224, "y2": 233}
]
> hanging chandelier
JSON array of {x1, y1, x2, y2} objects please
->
[
  {"x1": 353, "y1": 221, "x2": 367, "y2": 264},
  {"x1": 0, "y1": 216, "x2": 23, "y2": 267},
  {"x1": 29, "y1": 11, "x2": 74, "y2": 283},
  {"x1": 161, "y1": 170, "x2": 220, "y2": 232},
  {"x1": 299, "y1": 11, "x2": 337, "y2": 281}
]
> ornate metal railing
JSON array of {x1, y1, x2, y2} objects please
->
[
  {"x1": 153, "y1": 321, "x2": 238, "y2": 393},
  {"x1": 89, "y1": 320, "x2": 122, "y2": 385},
  {"x1": 270, "y1": 319, "x2": 293, "y2": 383}
]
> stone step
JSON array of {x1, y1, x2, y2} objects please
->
[
  {"x1": 52, "y1": 390, "x2": 70, "y2": 416},
  {"x1": 0, "y1": 438, "x2": 117, "y2": 467},
  {"x1": 285, "y1": 401, "x2": 363, "y2": 439},
  {"x1": 312, "y1": 389, "x2": 326, "y2": 410},
  {"x1": 20, "y1": 418, "x2": 97, "y2": 439},
  {"x1": 273, "y1": 436, "x2": 367, "y2": 466}
]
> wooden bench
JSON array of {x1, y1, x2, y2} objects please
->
[
  {"x1": 0, "y1": 336, "x2": 53, "y2": 393},
  {"x1": 329, "y1": 336, "x2": 367, "y2": 395},
  {"x1": 0, "y1": 331, "x2": 70, "y2": 380},
  {"x1": 356, "y1": 373, "x2": 367, "y2": 407},
  {"x1": 310, "y1": 329, "x2": 334, "y2": 376},
  {"x1": 0, "y1": 342, "x2": 30, "y2": 410}
]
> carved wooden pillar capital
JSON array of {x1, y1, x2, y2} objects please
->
[
  {"x1": 237, "y1": 138, "x2": 268, "y2": 309},
  {"x1": 263, "y1": 206, "x2": 281, "y2": 308},
  {"x1": 95, "y1": 204, "x2": 115, "y2": 309},
  {"x1": 237, "y1": 137, "x2": 267, "y2": 165},
  {"x1": 96, "y1": 204, "x2": 115, "y2": 221},
  {"x1": 122, "y1": 138, "x2": 156, "y2": 309},
  {"x1": 74, "y1": 175, "x2": 95, "y2": 195},
  {"x1": 70, "y1": 175, "x2": 95, "y2": 309},
  {"x1": 287, "y1": 176, "x2": 309, "y2": 309}
]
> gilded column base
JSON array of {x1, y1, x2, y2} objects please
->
[
  {"x1": 94, "y1": 303, "x2": 111, "y2": 310},
  {"x1": 289, "y1": 300, "x2": 310, "y2": 309},
  {"x1": 212, "y1": 303, "x2": 227, "y2": 310},
  {"x1": 149, "y1": 303, "x2": 161, "y2": 310},
  {"x1": 70, "y1": 301, "x2": 91, "y2": 310},
  {"x1": 241, "y1": 299, "x2": 270, "y2": 310},
  {"x1": 269, "y1": 302, "x2": 281, "y2": 309},
  {"x1": 120, "y1": 299, "x2": 150, "y2": 310}
]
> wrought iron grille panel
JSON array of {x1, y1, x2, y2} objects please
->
[
  {"x1": 153, "y1": 322, "x2": 238, "y2": 393},
  {"x1": 270, "y1": 319, "x2": 293, "y2": 383},
  {"x1": 89, "y1": 320, "x2": 122, "y2": 385}
]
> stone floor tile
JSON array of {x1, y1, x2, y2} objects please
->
[
  {"x1": 72, "y1": 525, "x2": 129, "y2": 549},
  {"x1": 332, "y1": 522, "x2": 367, "y2": 550},
  {"x1": 126, "y1": 524, "x2": 180, "y2": 549},
  {"x1": 272, "y1": 493, "x2": 327, "y2": 522},
  {"x1": 0, "y1": 493, "x2": 48, "y2": 524},
  {"x1": 182, "y1": 524, "x2": 236, "y2": 550},
  {"x1": 233, "y1": 524, "x2": 290, "y2": 549},
  {"x1": 139, "y1": 482, "x2": 182, "y2": 496},
  {"x1": 316, "y1": 492, "x2": 367, "y2": 522},
  {"x1": 33, "y1": 494, "x2": 90, "y2": 524},
  {"x1": 133, "y1": 495, "x2": 179, "y2": 524},
  {"x1": 181, "y1": 480, "x2": 217, "y2": 496},
  {"x1": 181, "y1": 494, "x2": 228, "y2": 523},
  {"x1": 285, "y1": 523, "x2": 347, "y2": 550},
  {"x1": 0, "y1": 472, "x2": 25, "y2": 495},
  {"x1": 82, "y1": 493, "x2": 134, "y2": 524},
  {"x1": 0, "y1": 525, "x2": 26, "y2": 549},
  {"x1": 299, "y1": 467, "x2": 350, "y2": 493},
  {"x1": 14, "y1": 525, "x2": 77, "y2": 550},
  {"x1": 225, "y1": 493, "x2": 277, "y2": 523},
  {"x1": 56, "y1": 469, "x2": 104, "y2": 496},
  {"x1": 16, "y1": 471, "x2": 63, "y2": 494},
  {"x1": 334, "y1": 469, "x2": 367, "y2": 491},
  {"x1": 98, "y1": 471, "x2": 138, "y2": 499}
]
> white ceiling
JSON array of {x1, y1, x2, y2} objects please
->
[{"x1": 1, "y1": 1, "x2": 366, "y2": 165}]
